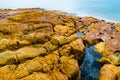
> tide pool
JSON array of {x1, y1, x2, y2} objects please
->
[{"x1": 80, "y1": 46, "x2": 103, "y2": 80}]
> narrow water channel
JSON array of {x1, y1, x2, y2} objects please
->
[{"x1": 80, "y1": 46, "x2": 103, "y2": 80}]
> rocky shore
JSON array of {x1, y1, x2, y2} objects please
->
[{"x1": 0, "y1": 8, "x2": 119, "y2": 80}]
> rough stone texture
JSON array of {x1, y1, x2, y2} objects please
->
[
  {"x1": 0, "y1": 8, "x2": 120, "y2": 80},
  {"x1": 0, "y1": 8, "x2": 86, "y2": 80},
  {"x1": 99, "y1": 64, "x2": 120, "y2": 80}
]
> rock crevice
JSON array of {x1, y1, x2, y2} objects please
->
[{"x1": 0, "y1": 8, "x2": 119, "y2": 80}]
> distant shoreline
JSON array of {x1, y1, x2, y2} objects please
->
[{"x1": 0, "y1": 8, "x2": 119, "y2": 23}]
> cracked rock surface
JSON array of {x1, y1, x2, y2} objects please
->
[{"x1": 0, "y1": 8, "x2": 119, "y2": 80}]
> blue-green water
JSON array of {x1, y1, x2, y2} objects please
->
[
  {"x1": 0, "y1": 0, "x2": 120, "y2": 22},
  {"x1": 77, "y1": 31, "x2": 103, "y2": 80},
  {"x1": 80, "y1": 46, "x2": 103, "y2": 80}
]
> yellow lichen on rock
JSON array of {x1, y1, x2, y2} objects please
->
[
  {"x1": 95, "y1": 42, "x2": 105, "y2": 54},
  {"x1": 98, "y1": 55, "x2": 120, "y2": 65}
]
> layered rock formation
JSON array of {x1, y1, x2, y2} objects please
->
[{"x1": 0, "y1": 8, "x2": 119, "y2": 80}]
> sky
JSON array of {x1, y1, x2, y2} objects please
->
[{"x1": 0, "y1": 0, "x2": 120, "y2": 22}]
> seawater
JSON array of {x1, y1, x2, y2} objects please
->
[
  {"x1": 80, "y1": 46, "x2": 103, "y2": 80},
  {"x1": 0, "y1": 0, "x2": 120, "y2": 22},
  {"x1": 75, "y1": 0, "x2": 120, "y2": 23}
]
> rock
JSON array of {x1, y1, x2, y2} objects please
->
[
  {"x1": 60, "y1": 56, "x2": 80, "y2": 80},
  {"x1": 21, "y1": 72, "x2": 52, "y2": 80},
  {"x1": 99, "y1": 64, "x2": 120, "y2": 80},
  {"x1": 0, "y1": 8, "x2": 119, "y2": 80},
  {"x1": 0, "y1": 47, "x2": 47, "y2": 65},
  {"x1": 95, "y1": 42, "x2": 105, "y2": 53},
  {"x1": 95, "y1": 32, "x2": 120, "y2": 65},
  {"x1": 115, "y1": 23, "x2": 120, "y2": 31},
  {"x1": 98, "y1": 54, "x2": 120, "y2": 65},
  {"x1": 50, "y1": 33, "x2": 78, "y2": 45},
  {"x1": 59, "y1": 44, "x2": 71, "y2": 56},
  {"x1": 0, "y1": 8, "x2": 84, "y2": 80},
  {"x1": 43, "y1": 41, "x2": 58, "y2": 52},
  {"x1": 82, "y1": 21, "x2": 116, "y2": 45},
  {"x1": 70, "y1": 39, "x2": 85, "y2": 60}
]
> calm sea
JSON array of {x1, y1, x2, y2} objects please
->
[{"x1": 0, "y1": 0, "x2": 120, "y2": 22}]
